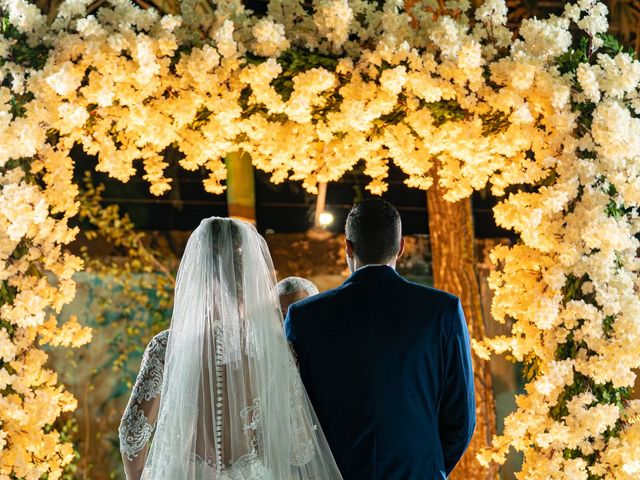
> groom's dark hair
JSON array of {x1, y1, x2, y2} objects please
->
[{"x1": 345, "y1": 198, "x2": 402, "y2": 265}]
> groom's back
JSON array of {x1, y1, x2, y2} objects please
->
[{"x1": 285, "y1": 265, "x2": 475, "y2": 480}]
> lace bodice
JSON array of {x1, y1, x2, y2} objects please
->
[
  {"x1": 119, "y1": 330, "x2": 169, "y2": 480},
  {"x1": 118, "y1": 329, "x2": 272, "y2": 480},
  {"x1": 120, "y1": 329, "x2": 329, "y2": 480}
]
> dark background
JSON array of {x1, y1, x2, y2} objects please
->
[{"x1": 74, "y1": 146, "x2": 510, "y2": 237}]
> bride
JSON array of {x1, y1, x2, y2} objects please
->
[{"x1": 118, "y1": 217, "x2": 342, "y2": 480}]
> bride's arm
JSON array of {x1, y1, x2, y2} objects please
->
[{"x1": 118, "y1": 330, "x2": 169, "y2": 480}]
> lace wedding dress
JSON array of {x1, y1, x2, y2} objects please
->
[
  {"x1": 118, "y1": 329, "x2": 269, "y2": 479},
  {"x1": 118, "y1": 218, "x2": 342, "y2": 480}
]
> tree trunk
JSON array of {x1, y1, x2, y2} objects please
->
[
  {"x1": 225, "y1": 151, "x2": 256, "y2": 224},
  {"x1": 427, "y1": 174, "x2": 498, "y2": 480}
]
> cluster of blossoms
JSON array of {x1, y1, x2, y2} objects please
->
[
  {"x1": 0, "y1": 164, "x2": 91, "y2": 478},
  {"x1": 0, "y1": 0, "x2": 639, "y2": 477}
]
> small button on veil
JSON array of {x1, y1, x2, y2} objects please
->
[{"x1": 141, "y1": 217, "x2": 342, "y2": 479}]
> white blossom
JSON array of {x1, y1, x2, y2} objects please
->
[{"x1": 251, "y1": 18, "x2": 290, "y2": 57}]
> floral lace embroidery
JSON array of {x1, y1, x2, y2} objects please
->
[
  {"x1": 192, "y1": 452, "x2": 266, "y2": 480},
  {"x1": 225, "y1": 454, "x2": 265, "y2": 479},
  {"x1": 131, "y1": 331, "x2": 168, "y2": 402},
  {"x1": 240, "y1": 400, "x2": 262, "y2": 433},
  {"x1": 240, "y1": 399, "x2": 262, "y2": 457},
  {"x1": 119, "y1": 403, "x2": 155, "y2": 460},
  {"x1": 119, "y1": 330, "x2": 169, "y2": 460},
  {"x1": 142, "y1": 451, "x2": 265, "y2": 480}
]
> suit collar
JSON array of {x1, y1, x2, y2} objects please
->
[{"x1": 342, "y1": 264, "x2": 402, "y2": 285}]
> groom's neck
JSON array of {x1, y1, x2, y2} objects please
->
[{"x1": 351, "y1": 260, "x2": 397, "y2": 272}]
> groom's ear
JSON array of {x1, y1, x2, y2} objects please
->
[
  {"x1": 345, "y1": 239, "x2": 354, "y2": 259},
  {"x1": 396, "y1": 237, "x2": 405, "y2": 259}
]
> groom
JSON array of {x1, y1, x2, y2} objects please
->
[{"x1": 285, "y1": 199, "x2": 475, "y2": 479}]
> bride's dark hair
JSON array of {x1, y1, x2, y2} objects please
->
[{"x1": 210, "y1": 219, "x2": 245, "y2": 301}]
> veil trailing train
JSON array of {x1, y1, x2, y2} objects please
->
[{"x1": 132, "y1": 217, "x2": 342, "y2": 479}]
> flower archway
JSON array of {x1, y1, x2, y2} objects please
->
[{"x1": 1, "y1": 0, "x2": 640, "y2": 477}]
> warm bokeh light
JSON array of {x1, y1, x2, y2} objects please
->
[{"x1": 318, "y1": 211, "x2": 334, "y2": 227}]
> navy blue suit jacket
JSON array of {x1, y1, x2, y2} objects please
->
[{"x1": 285, "y1": 265, "x2": 475, "y2": 480}]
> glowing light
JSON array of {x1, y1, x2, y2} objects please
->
[{"x1": 318, "y1": 211, "x2": 334, "y2": 227}]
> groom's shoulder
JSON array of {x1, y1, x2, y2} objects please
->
[
  {"x1": 286, "y1": 284, "x2": 354, "y2": 323},
  {"x1": 400, "y1": 278, "x2": 460, "y2": 310},
  {"x1": 286, "y1": 276, "x2": 460, "y2": 317},
  {"x1": 289, "y1": 285, "x2": 346, "y2": 313},
  {"x1": 404, "y1": 279, "x2": 457, "y2": 300},
  {"x1": 285, "y1": 288, "x2": 344, "y2": 339}
]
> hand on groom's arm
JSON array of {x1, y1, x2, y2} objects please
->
[{"x1": 438, "y1": 298, "x2": 476, "y2": 476}]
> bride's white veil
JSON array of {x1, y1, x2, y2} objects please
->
[{"x1": 142, "y1": 217, "x2": 342, "y2": 479}]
